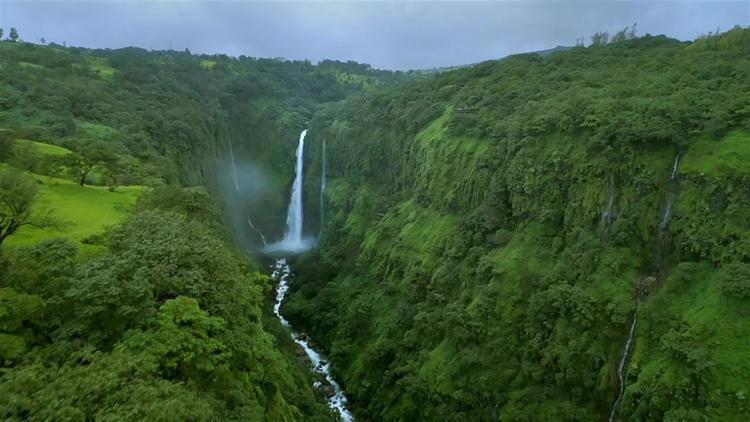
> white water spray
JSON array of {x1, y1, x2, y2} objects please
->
[{"x1": 272, "y1": 259, "x2": 354, "y2": 421}]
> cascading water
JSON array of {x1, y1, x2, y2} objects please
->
[
  {"x1": 319, "y1": 137, "x2": 327, "y2": 239},
  {"x1": 609, "y1": 153, "x2": 681, "y2": 421},
  {"x1": 656, "y1": 152, "x2": 681, "y2": 271},
  {"x1": 284, "y1": 129, "x2": 307, "y2": 243},
  {"x1": 272, "y1": 259, "x2": 354, "y2": 421},
  {"x1": 248, "y1": 217, "x2": 267, "y2": 246},
  {"x1": 265, "y1": 129, "x2": 312, "y2": 252},
  {"x1": 608, "y1": 306, "x2": 639, "y2": 422},
  {"x1": 599, "y1": 176, "x2": 617, "y2": 239},
  {"x1": 228, "y1": 138, "x2": 240, "y2": 192}
]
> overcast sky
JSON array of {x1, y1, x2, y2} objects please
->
[{"x1": 0, "y1": 1, "x2": 747, "y2": 70}]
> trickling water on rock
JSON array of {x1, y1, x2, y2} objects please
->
[
  {"x1": 609, "y1": 153, "x2": 682, "y2": 421},
  {"x1": 272, "y1": 258, "x2": 354, "y2": 422},
  {"x1": 599, "y1": 176, "x2": 617, "y2": 240},
  {"x1": 656, "y1": 152, "x2": 681, "y2": 271},
  {"x1": 228, "y1": 138, "x2": 240, "y2": 192},
  {"x1": 608, "y1": 306, "x2": 639, "y2": 422},
  {"x1": 319, "y1": 137, "x2": 327, "y2": 239},
  {"x1": 247, "y1": 217, "x2": 267, "y2": 246}
]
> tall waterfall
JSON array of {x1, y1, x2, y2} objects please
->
[
  {"x1": 319, "y1": 138, "x2": 327, "y2": 239},
  {"x1": 264, "y1": 129, "x2": 311, "y2": 253}
]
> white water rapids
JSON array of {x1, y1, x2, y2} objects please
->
[{"x1": 272, "y1": 258, "x2": 354, "y2": 421}]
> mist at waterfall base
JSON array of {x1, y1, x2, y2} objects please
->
[
  {"x1": 264, "y1": 129, "x2": 316, "y2": 254},
  {"x1": 217, "y1": 153, "x2": 280, "y2": 251}
]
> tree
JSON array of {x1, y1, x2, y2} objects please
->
[
  {"x1": 0, "y1": 28, "x2": 4, "y2": 40},
  {"x1": 9, "y1": 27, "x2": 18, "y2": 42},
  {"x1": 65, "y1": 140, "x2": 106, "y2": 186},
  {"x1": 0, "y1": 129, "x2": 13, "y2": 162},
  {"x1": 0, "y1": 169, "x2": 56, "y2": 246},
  {"x1": 590, "y1": 31, "x2": 609, "y2": 46}
]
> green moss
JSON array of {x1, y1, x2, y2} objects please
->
[
  {"x1": 200, "y1": 60, "x2": 217, "y2": 69},
  {"x1": 681, "y1": 131, "x2": 750, "y2": 177},
  {"x1": 88, "y1": 57, "x2": 116, "y2": 79}
]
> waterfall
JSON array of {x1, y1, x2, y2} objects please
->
[
  {"x1": 319, "y1": 138, "x2": 327, "y2": 239},
  {"x1": 264, "y1": 129, "x2": 311, "y2": 253},
  {"x1": 655, "y1": 152, "x2": 681, "y2": 271},
  {"x1": 671, "y1": 152, "x2": 681, "y2": 180},
  {"x1": 284, "y1": 129, "x2": 307, "y2": 244},
  {"x1": 608, "y1": 307, "x2": 639, "y2": 422},
  {"x1": 609, "y1": 153, "x2": 681, "y2": 420},
  {"x1": 228, "y1": 138, "x2": 240, "y2": 192},
  {"x1": 599, "y1": 176, "x2": 617, "y2": 239},
  {"x1": 272, "y1": 259, "x2": 354, "y2": 421}
]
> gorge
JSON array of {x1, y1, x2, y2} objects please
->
[{"x1": 0, "y1": 24, "x2": 749, "y2": 422}]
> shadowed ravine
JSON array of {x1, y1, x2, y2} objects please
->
[
  {"x1": 272, "y1": 259, "x2": 354, "y2": 421},
  {"x1": 264, "y1": 129, "x2": 353, "y2": 420}
]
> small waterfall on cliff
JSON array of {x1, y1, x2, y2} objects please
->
[
  {"x1": 599, "y1": 176, "x2": 617, "y2": 240},
  {"x1": 608, "y1": 306, "x2": 639, "y2": 422},
  {"x1": 319, "y1": 138, "x2": 327, "y2": 239},
  {"x1": 265, "y1": 129, "x2": 312, "y2": 252},
  {"x1": 609, "y1": 153, "x2": 681, "y2": 421},
  {"x1": 272, "y1": 259, "x2": 354, "y2": 421},
  {"x1": 656, "y1": 152, "x2": 681, "y2": 271},
  {"x1": 247, "y1": 217, "x2": 267, "y2": 246},
  {"x1": 228, "y1": 138, "x2": 240, "y2": 192}
]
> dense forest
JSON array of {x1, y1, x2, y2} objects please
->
[
  {"x1": 0, "y1": 35, "x2": 404, "y2": 420},
  {"x1": 284, "y1": 27, "x2": 750, "y2": 421},
  {"x1": 1, "y1": 24, "x2": 749, "y2": 421}
]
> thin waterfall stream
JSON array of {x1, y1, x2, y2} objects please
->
[{"x1": 608, "y1": 152, "x2": 681, "y2": 421}]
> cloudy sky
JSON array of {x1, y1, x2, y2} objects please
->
[{"x1": 0, "y1": 1, "x2": 747, "y2": 69}]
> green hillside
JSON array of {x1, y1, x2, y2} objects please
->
[
  {"x1": 282, "y1": 28, "x2": 750, "y2": 421},
  {"x1": 1, "y1": 22, "x2": 749, "y2": 422}
]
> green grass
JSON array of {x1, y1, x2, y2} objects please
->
[
  {"x1": 681, "y1": 131, "x2": 750, "y2": 177},
  {"x1": 632, "y1": 262, "x2": 750, "y2": 420},
  {"x1": 88, "y1": 57, "x2": 116, "y2": 79},
  {"x1": 14, "y1": 139, "x2": 71, "y2": 156},
  {"x1": 200, "y1": 60, "x2": 217, "y2": 69},
  {"x1": 4, "y1": 172, "x2": 142, "y2": 256},
  {"x1": 78, "y1": 121, "x2": 118, "y2": 139},
  {"x1": 18, "y1": 62, "x2": 45, "y2": 70}
]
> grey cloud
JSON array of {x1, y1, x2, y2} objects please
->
[{"x1": 0, "y1": 1, "x2": 747, "y2": 70}]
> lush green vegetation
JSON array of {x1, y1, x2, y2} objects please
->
[
  {"x1": 281, "y1": 27, "x2": 750, "y2": 420},
  {"x1": 0, "y1": 187, "x2": 334, "y2": 420},
  {"x1": 0, "y1": 36, "x2": 409, "y2": 421},
  {"x1": 2, "y1": 24, "x2": 750, "y2": 421}
]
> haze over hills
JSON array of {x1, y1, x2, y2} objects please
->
[{"x1": 0, "y1": 12, "x2": 749, "y2": 422}]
